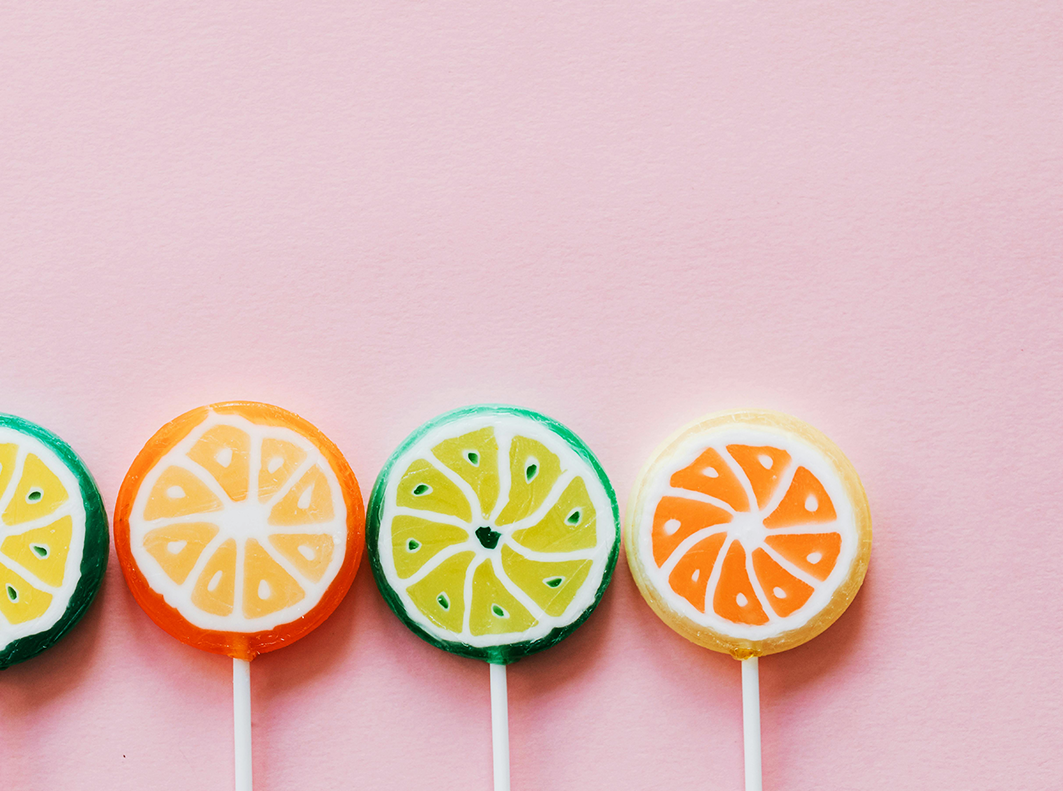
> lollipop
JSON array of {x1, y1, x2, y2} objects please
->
[
  {"x1": 0, "y1": 414, "x2": 108, "y2": 669},
  {"x1": 368, "y1": 405, "x2": 619, "y2": 789},
  {"x1": 114, "y1": 402, "x2": 363, "y2": 791},
  {"x1": 626, "y1": 410, "x2": 872, "y2": 791}
]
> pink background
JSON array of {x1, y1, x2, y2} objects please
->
[{"x1": 1, "y1": 3, "x2": 1061, "y2": 789}]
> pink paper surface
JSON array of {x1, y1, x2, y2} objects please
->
[{"x1": 1, "y1": 3, "x2": 1061, "y2": 789}]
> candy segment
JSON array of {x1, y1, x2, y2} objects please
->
[
  {"x1": 143, "y1": 522, "x2": 218, "y2": 584},
  {"x1": 651, "y1": 496, "x2": 731, "y2": 567},
  {"x1": 1, "y1": 515, "x2": 73, "y2": 587},
  {"x1": 242, "y1": 539, "x2": 305, "y2": 618},
  {"x1": 751, "y1": 548, "x2": 813, "y2": 617},
  {"x1": 713, "y1": 541, "x2": 769, "y2": 626},
  {"x1": 188, "y1": 425, "x2": 251, "y2": 502},
  {"x1": 391, "y1": 515, "x2": 469, "y2": 579},
  {"x1": 269, "y1": 465, "x2": 334, "y2": 525},
  {"x1": 495, "y1": 436, "x2": 563, "y2": 525},
  {"x1": 726, "y1": 444, "x2": 791, "y2": 509},
  {"x1": 500, "y1": 545, "x2": 592, "y2": 617},
  {"x1": 669, "y1": 447, "x2": 749, "y2": 511},
  {"x1": 469, "y1": 561, "x2": 537, "y2": 636},
  {"x1": 432, "y1": 428, "x2": 500, "y2": 520},
  {"x1": 511, "y1": 477, "x2": 597, "y2": 553},
  {"x1": 3, "y1": 454, "x2": 69, "y2": 526},
  {"x1": 258, "y1": 439, "x2": 306, "y2": 502},
  {"x1": 269, "y1": 534, "x2": 334, "y2": 583},
  {"x1": 0, "y1": 564, "x2": 53, "y2": 624},
  {"x1": 396, "y1": 459, "x2": 472, "y2": 522},
  {"x1": 192, "y1": 539, "x2": 237, "y2": 616},
  {"x1": 145, "y1": 467, "x2": 222, "y2": 521},
  {"x1": 406, "y1": 551, "x2": 475, "y2": 632},
  {"x1": 764, "y1": 533, "x2": 842, "y2": 582},
  {"x1": 763, "y1": 467, "x2": 837, "y2": 528},
  {"x1": 0, "y1": 444, "x2": 17, "y2": 497},
  {"x1": 667, "y1": 532, "x2": 727, "y2": 612}
]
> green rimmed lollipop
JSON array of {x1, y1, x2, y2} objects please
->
[
  {"x1": 0, "y1": 414, "x2": 108, "y2": 669},
  {"x1": 367, "y1": 404, "x2": 619, "y2": 664}
]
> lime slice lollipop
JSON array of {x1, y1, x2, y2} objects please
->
[
  {"x1": 113, "y1": 402, "x2": 364, "y2": 791},
  {"x1": 368, "y1": 404, "x2": 619, "y2": 663},
  {"x1": 368, "y1": 405, "x2": 619, "y2": 789},
  {"x1": 0, "y1": 414, "x2": 108, "y2": 669}
]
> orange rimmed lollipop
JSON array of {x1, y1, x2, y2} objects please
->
[{"x1": 114, "y1": 401, "x2": 364, "y2": 790}]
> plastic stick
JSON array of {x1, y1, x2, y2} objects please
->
[
  {"x1": 234, "y1": 657, "x2": 252, "y2": 791},
  {"x1": 490, "y1": 662, "x2": 511, "y2": 791},
  {"x1": 742, "y1": 657, "x2": 762, "y2": 791}
]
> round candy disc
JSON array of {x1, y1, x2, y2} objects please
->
[
  {"x1": 114, "y1": 402, "x2": 364, "y2": 660},
  {"x1": 0, "y1": 414, "x2": 108, "y2": 669},
  {"x1": 626, "y1": 410, "x2": 872, "y2": 658},
  {"x1": 368, "y1": 405, "x2": 619, "y2": 663}
]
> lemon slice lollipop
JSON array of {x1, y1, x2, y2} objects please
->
[{"x1": 0, "y1": 414, "x2": 108, "y2": 669}]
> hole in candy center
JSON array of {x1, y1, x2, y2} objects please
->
[{"x1": 475, "y1": 526, "x2": 501, "y2": 550}]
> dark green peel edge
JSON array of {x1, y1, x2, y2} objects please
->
[
  {"x1": 367, "y1": 404, "x2": 620, "y2": 666},
  {"x1": 0, "y1": 414, "x2": 110, "y2": 670}
]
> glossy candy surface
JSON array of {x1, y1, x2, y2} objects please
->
[
  {"x1": 368, "y1": 405, "x2": 619, "y2": 664},
  {"x1": 114, "y1": 402, "x2": 363, "y2": 660},
  {"x1": 626, "y1": 410, "x2": 872, "y2": 658},
  {"x1": 0, "y1": 414, "x2": 108, "y2": 669}
]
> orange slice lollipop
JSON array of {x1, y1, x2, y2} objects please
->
[
  {"x1": 114, "y1": 402, "x2": 364, "y2": 660},
  {"x1": 625, "y1": 410, "x2": 871, "y2": 658}
]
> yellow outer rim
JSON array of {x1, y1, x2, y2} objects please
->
[{"x1": 624, "y1": 409, "x2": 872, "y2": 659}]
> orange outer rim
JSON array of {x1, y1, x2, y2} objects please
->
[{"x1": 113, "y1": 402, "x2": 365, "y2": 661}]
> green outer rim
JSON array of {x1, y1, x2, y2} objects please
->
[
  {"x1": 0, "y1": 415, "x2": 110, "y2": 670},
  {"x1": 367, "y1": 404, "x2": 620, "y2": 665}
]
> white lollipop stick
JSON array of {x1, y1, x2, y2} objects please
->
[
  {"x1": 490, "y1": 663, "x2": 511, "y2": 791},
  {"x1": 234, "y1": 657, "x2": 253, "y2": 791},
  {"x1": 742, "y1": 657, "x2": 762, "y2": 791}
]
